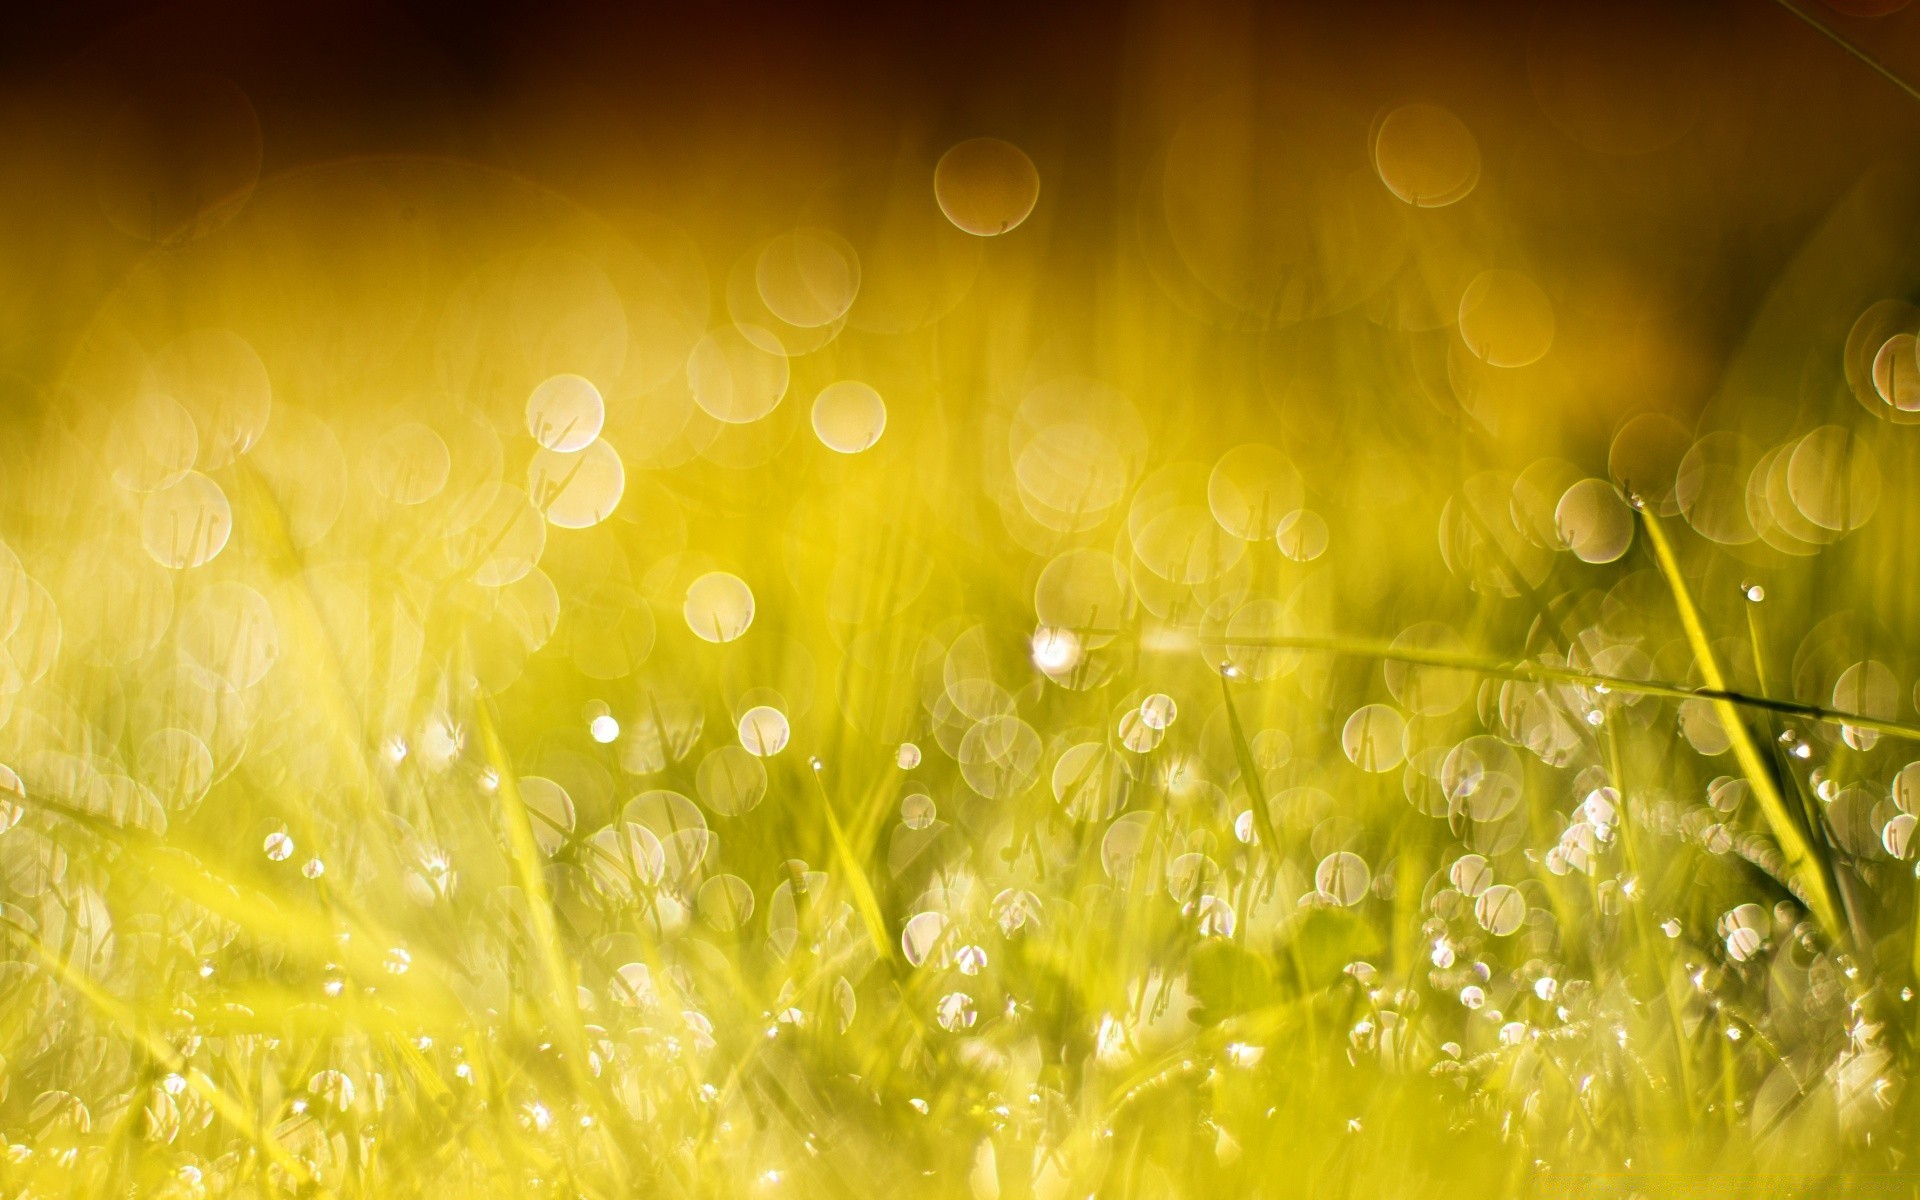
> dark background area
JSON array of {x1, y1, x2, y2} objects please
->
[{"x1": 9, "y1": 0, "x2": 1920, "y2": 435}]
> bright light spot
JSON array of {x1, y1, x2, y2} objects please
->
[
  {"x1": 1030, "y1": 625, "x2": 1082, "y2": 674},
  {"x1": 738, "y1": 706, "x2": 791, "y2": 757}
]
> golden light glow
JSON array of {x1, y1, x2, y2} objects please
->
[{"x1": 4, "y1": 1, "x2": 1920, "y2": 1196}]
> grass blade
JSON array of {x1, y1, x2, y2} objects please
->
[
  {"x1": 10, "y1": 920, "x2": 327, "y2": 1196},
  {"x1": 1635, "y1": 505, "x2": 1844, "y2": 940},
  {"x1": 1219, "y1": 669, "x2": 1285, "y2": 864}
]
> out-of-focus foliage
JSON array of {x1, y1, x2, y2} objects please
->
[{"x1": 7, "y1": 1, "x2": 1920, "y2": 1197}]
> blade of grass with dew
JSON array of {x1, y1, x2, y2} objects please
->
[
  {"x1": 237, "y1": 456, "x2": 522, "y2": 1046},
  {"x1": 473, "y1": 698, "x2": 582, "y2": 1021},
  {"x1": 1742, "y1": 587, "x2": 1879, "y2": 958},
  {"x1": 1218, "y1": 670, "x2": 1284, "y2": 863},
  {"x1": 27, "y1": 790, "x2": 474, "y2": 1026},
  {"x1": 9, "y1": 919, "x2": 328, "y2": 1196},
  {"x1": 1218, "y1": 667, "x2": 1329, "y2": 1068},
  {"x1": 1204, "y1": 632, "x2": 1920, "y2": 743},
  {"x1": 1601, "y1": 721, "x2": 1697, "y2": 1122},
  {"x1": 122, "y1": 838, "x2": 460, "y2": 1105},
  {"x1": 472, "y1": 696, "x2": 627, "y2": 1194},
  {"x1": 1742, "y1": 593, "x2": 1840, "y2": 845},
  {"x1": 1635, "y1": 504, "x2": 1843, "y2": 940},
  {"x1": 805, "y1": 760, "x2": 895, "y2": 967}
]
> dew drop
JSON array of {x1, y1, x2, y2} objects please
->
[
  {"x1": 811, "y1": 381, "x2": 887, "y2": 454},
  {"x1": 1139, "y1": 693, "x2": 1178, "y2": 731},
  {"x1": 525, "y1": 374, "x2": 605, "y2": 452},
  {"x1": 738, "y1": 706, "x2": 791, "y2": 757},
  {"x1": 685, "y1": 572, "x2": 756, "y2": 643},
  {"x1": 934, "y1": 138, "x2": 1040, "y2": 236},
  {"x1": 1030, "y1": 626, "x2": 1082, "y2": 675},
  {"x1": 901, "y1": 792, "x2": 936, "y2": 831}
]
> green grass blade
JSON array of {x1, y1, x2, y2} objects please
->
[
  {"x1": 1219, "y1": 669, "x2": 1284, "y2": 862},
  {"x1": 1635, "y1": 505, "x2": 1843, "y2": 940},
  {"x1": 1191, "y1": 632, "x2": 1920, "y2": 743},
  {"x1": 11, "y1": 920, "x2": 328, "y2": 1196},
  {"x1": 807, "y1": 761, "x2": 895, "y2": 966}
]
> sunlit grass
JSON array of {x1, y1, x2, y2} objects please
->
[{"x1": 3, "y1": 29, "x2": 1920, "y2": 1198}]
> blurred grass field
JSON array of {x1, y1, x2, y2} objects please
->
[{"x1": 7, "y1": 2, "x2": 1920, "y2": 1197}]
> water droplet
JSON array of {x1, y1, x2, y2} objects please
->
[
  {"x1": 738, "y1": 706, "x2": 790, "y2": 757},
  {"x1": 901, "y1": 792, "x2": 936, "y2": 830},
  {"x1": 1341, "y1": 705, "x2": 1407, "y2": 772},
  {"x1": 1116, "y1": 709, "x2": 1163, "y2": 754},
  {"x1": 1315, "y1": 851, "x2": 1371, "y2": 906},
  {"x1": 811, "y1": 381, "x2": 887, "y2": 453},
  {"x1": 528, "y1": 439, "x2": 625, "y2": 529},
  {"x1": 990, "y1": 888, "x2": 1040, "y2": 937},
  {"x1": 685, "y1": 572, "x2": 756, "y2": 643},
  {"x1": 525, "y1": 374, "x2": 606, "y2": 452},
  {"x1": 1459, "y1": 270, "x2": 1555, "y2": 368},
  {"x1": 696, "y1": 746, "x2": 767, "y2": 816},
  {"x1": 1882, "y1": 813, "x2": 1916, "y2": 860},
  {"x1": 141, "y1": 472, "x2": 233, "y2": 569},
  {"x1": 1449, "y1": 854, "x2": 1492, "y2": 897},
  {"x1": 902, "y1": 912, "x2": 946, "y2": 967},
  {"x1": 1030, "y1": 625, "x2": 1082, "y2": 675},
  {"x1": 934, "y1": 138, "x2": 1040, "y2": 236},
  {"x1": 1274, "y1": 508, "x2": 1329, "y2": 561},
  {"x1": 935, "y1": 991, "x2": 978, "y2": 1031},
  {"x1": 1372, "y1": 103, "x2": 1481, "y2": 207},
  {"x1": 1139, "y1": 693, "x2": 1178, "y2": 730},
  {"x1": 1474, "y1": 884, "x2": 1526, "y2": 935},
  {"x1": 1555, "y1": 478, "x2": 1633, "y2": 563}
]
